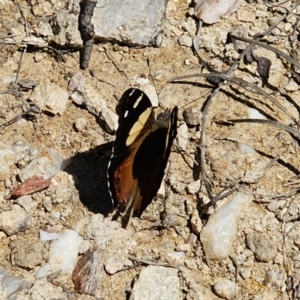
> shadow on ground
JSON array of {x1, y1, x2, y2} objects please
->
[{"x1": 64, "y1": 142, "x2": 113, "y2": 216}]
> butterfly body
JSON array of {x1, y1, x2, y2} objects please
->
[{"x1": 107, "y1": 88, "x2": 178, "y2": 226}]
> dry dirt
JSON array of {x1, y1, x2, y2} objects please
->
[{"x1": 1, "y1": 0, "x2": 300, "y2": 299}]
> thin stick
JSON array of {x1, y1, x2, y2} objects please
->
[
  {"x1": 199, "y1": 87, "x2": 221, "y2": 207},
  {"x1": 15, "y1": 0, "x2": 29, "y2": 37},
  {"x1": 103, "y1": 45, "x2": 132, "y2": 87},
  {"x1": 170, "y1": 73, "x2": 297, "y2": 124}
]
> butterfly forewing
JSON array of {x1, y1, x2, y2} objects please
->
[{"x1": 113, "y1": 88, "x2": 155, "y2": 156}]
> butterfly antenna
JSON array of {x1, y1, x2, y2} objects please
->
[
  {"x1": 146, "y1": 58, "x2": 159, "y2": 99},
  {"x1": 103, "y1": 45, "x2": 133, "y2": 87}
]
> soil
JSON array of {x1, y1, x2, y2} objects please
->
[{"x1": 1, "y1": 0, "x2": 300, "y2": 299}]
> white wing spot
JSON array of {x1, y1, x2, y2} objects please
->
[
  {"x1": 133, "y1": 94, "x2": 143, "y2": 109},
  {"x1": 129, "y1": 89, "x2": 135, "y2": 96},
  {"x1": 124, "y1": 110, "x2": 128, "y2": 118}
]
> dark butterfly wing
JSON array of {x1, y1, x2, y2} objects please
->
[
  {"x1": 132, "y1": 106, "x2": 178, "y2": 214},
  {"x1": 113, "y1": 88, "x2": 155, "y2": 157},
  {"x1": 107, "y1": 88, "x2": 178, "y2": 227},
  {"x1": 107, "y1": 88, "x2": 155, "y2": 207}
]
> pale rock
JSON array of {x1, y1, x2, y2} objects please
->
[
  {"x1": 195, "y1": 0, "x2": 241, "y2": 24},
  {"x1": 183, "y1": 107, "x2": 200, "y2": 126},
  {"x1": 13, "y1": 140, "x2": 39, "y2": 169},
  {"x1": 0, "y1": 270, "x2": 32, "y2": 300},
  {"x1": 30, "y1": 81, "x2": 69, "y2": 115},
  {"x1": 52, "y1": 1, "x2": 167, "y2": 47},
  {"x1": 78, "y1": 240, "x2": 90, "y2": 254},
  {"x1": 18, "y1": 150, "x2": 65, "y2": 182},
  {"x1": 39, "y1": 230, "x2": 61, "y2": 241},
  {"x1": 130, "y1": 266, "x2": 180, "y2": 300},
  {"x1": 105, "y1": 256, "x2": 124, "y2": 275},
  {"x1": 22, "y1": 36, "x2": 48, "y2": 48},
  {"x1": 265, "y1": 269, "x2": 284, "y2": 291},
  {"x1": 177, "y1": 123, "x2": 188, "y2": 150},
  {"x1": 177, "y1": 244, "x2": 192, "y2": 252},
  {"x1": 0, "y1": 142, "x2": 16, "y2": 180},
  {"x1": 285, "y1": 79, "x2": 299, "y2": 92},
  {"x1": 37, "y1": 22, "x2": 53, "y2": 37},
  {"x1": 236, "y1": 3, "x2": 256, "y2": 23},
  {"x1": 10, "y1": 238, "x2": 46, "y2": 269},
  {"x1": 239, "y1": 267, "x2": 251, "y2": 279},
  {"x1": 190, "y1": 209, "x2": 202, "y2": 235},
  {"x1": 246, "y1": 232, "x2": 277, "y2": 262},
  {"x1": 51, "y1": 9, "x2": 82, "y2": 47},
  {"x1": 237, "y1": 142, "x2": 256, "y2": 154},
  {"x1": 163, "y1": 213, "x2": 187, "y2": 228},
  {"x1": 86, "y1": 214, "x2": 122, "y2": 249},
  {"x1": 201, "y1": 193, "x2": 253, "y2": 259},
  {"x1": 15, "y1": 195, "x2": 38, "y2": 214},
  {"x1": 101, "y1": 108, "x2": 119, "y2": 133},
  {"x1": 214, "y1": 279, "x2": 239, "y2": 300},
  {"x1": 186, "y1": 181, "x2": 201, "y2": 194},
  {"x1": 248, "y1": 107, "x2": 266, "y2": 119},
  {"x1": 68, "y1": 73, "x2": 85, "y2": 91},
  {"x1": 165, "y1": 251, "x2": 185, "y2": 264},
  {"x1": 169, "y1": 175, "x2": 185, "y2": 193},
  {"x1": 134, "y1": 78, "x2": 159, "y2": 107},
  {"x1": 36, "y1": 230, "x2": 83, "y2": 278},
  {"x1": 0, "y1": 205, "x2": 31, "y2": 236},
  {"x1": 178, "y1": 34, "x2": 193, "y2": 47},
  {"x1": 74, "y1": 117, "x2": 87, "y2": 132},
  {"x1": 183, "y1": 17, "x2": 197, "y2": 35},
  {"x1": 70, "y1": 80, "x2": 118, "y2": 133},
  {"x1": 26, "y1": 278, "x2": 68, "y2": 300},
  {"x1": 92, "y1": 0, "x2": 167, "y2": 46}
]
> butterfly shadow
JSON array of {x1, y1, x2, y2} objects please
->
[{"x1": 64, "y1": 142, "x2": 113, "y2": 216}]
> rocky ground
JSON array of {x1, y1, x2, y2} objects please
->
[{"x1": 0, "y1": 0, "x2": 300, "y2": 299}]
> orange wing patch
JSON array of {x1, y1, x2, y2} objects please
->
[{"x1": 113, "y1": 153, "x2": 142, "y2": 212}]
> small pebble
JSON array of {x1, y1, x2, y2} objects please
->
[
  {"x1": 190, "y1": 209, "x2": 202, "y2": 235},
  {"x1": 178, "y1": 34, "x2": 193, "y2": 47},
  {"x1": 105, "y1": 256, "x2": 124, "y2": 274},
  {"x1": 214, "y1": 279, "x2": 239, "y2": 300},
  {"x1": 74, "y1": 117, "x2": 87, "y2": 132},
  {"x1": 183, "y1": 107, "x2": 200, "y2": 126}
]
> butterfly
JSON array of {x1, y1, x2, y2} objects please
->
[{"x1": 107, "y1": 88, "x2": 178, "y2": 227}]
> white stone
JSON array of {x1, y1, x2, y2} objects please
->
[
  {"x1": 105, "y1": 256, "x2": 124, "y2": 275},
  {"x1": 130, "y1": 266, "x2": 180, "y2": 300},
  {"x1": 186, "y1": 181, "x2": 201, "y2": 194},
  {"x1": 0, "y1": 205, "x2": 31, "y2": 236},
  {"x1": 190, "y1": 209, "x2": 202, "y2": 235},
  {"x1": 177, "y1": 123, "x2": 188, "y2": 150},
  {"x1": 30, "y1": 81, "x2": 69, "y2": 115},
  {"x1": 39, "y1": 230, "x2": 61, "y2": 241},
  {"x1": 195, "y1": 0, "x2": 241, "y2": 24},
  {"x1": 248, "y1": 107, "x2": 266, "y2": 119},
  {"x1": 36, "y1": 229, "x2": 83, "y2": 277},
  {"x1": 134, "y1": 78, "x2": 159, "y2": 107},
  {"x1": 0, "y1": 270, "x2": 32, "y2": 299},
  {"x1": 214, "y1": 279, "x2": 239, "y2": 300},
  {"x1": 201, "y1": 193, "x2": 253, "y2": 259},
  {"x1": 237, "y1": 142, "x2": 256, "y2": 154},
  {"x1": 74, "y1": 117, "x2": 87, "y2": 132},
  {"x1": 178, "y1": 34, "x2": 193, "y2": 47}
]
